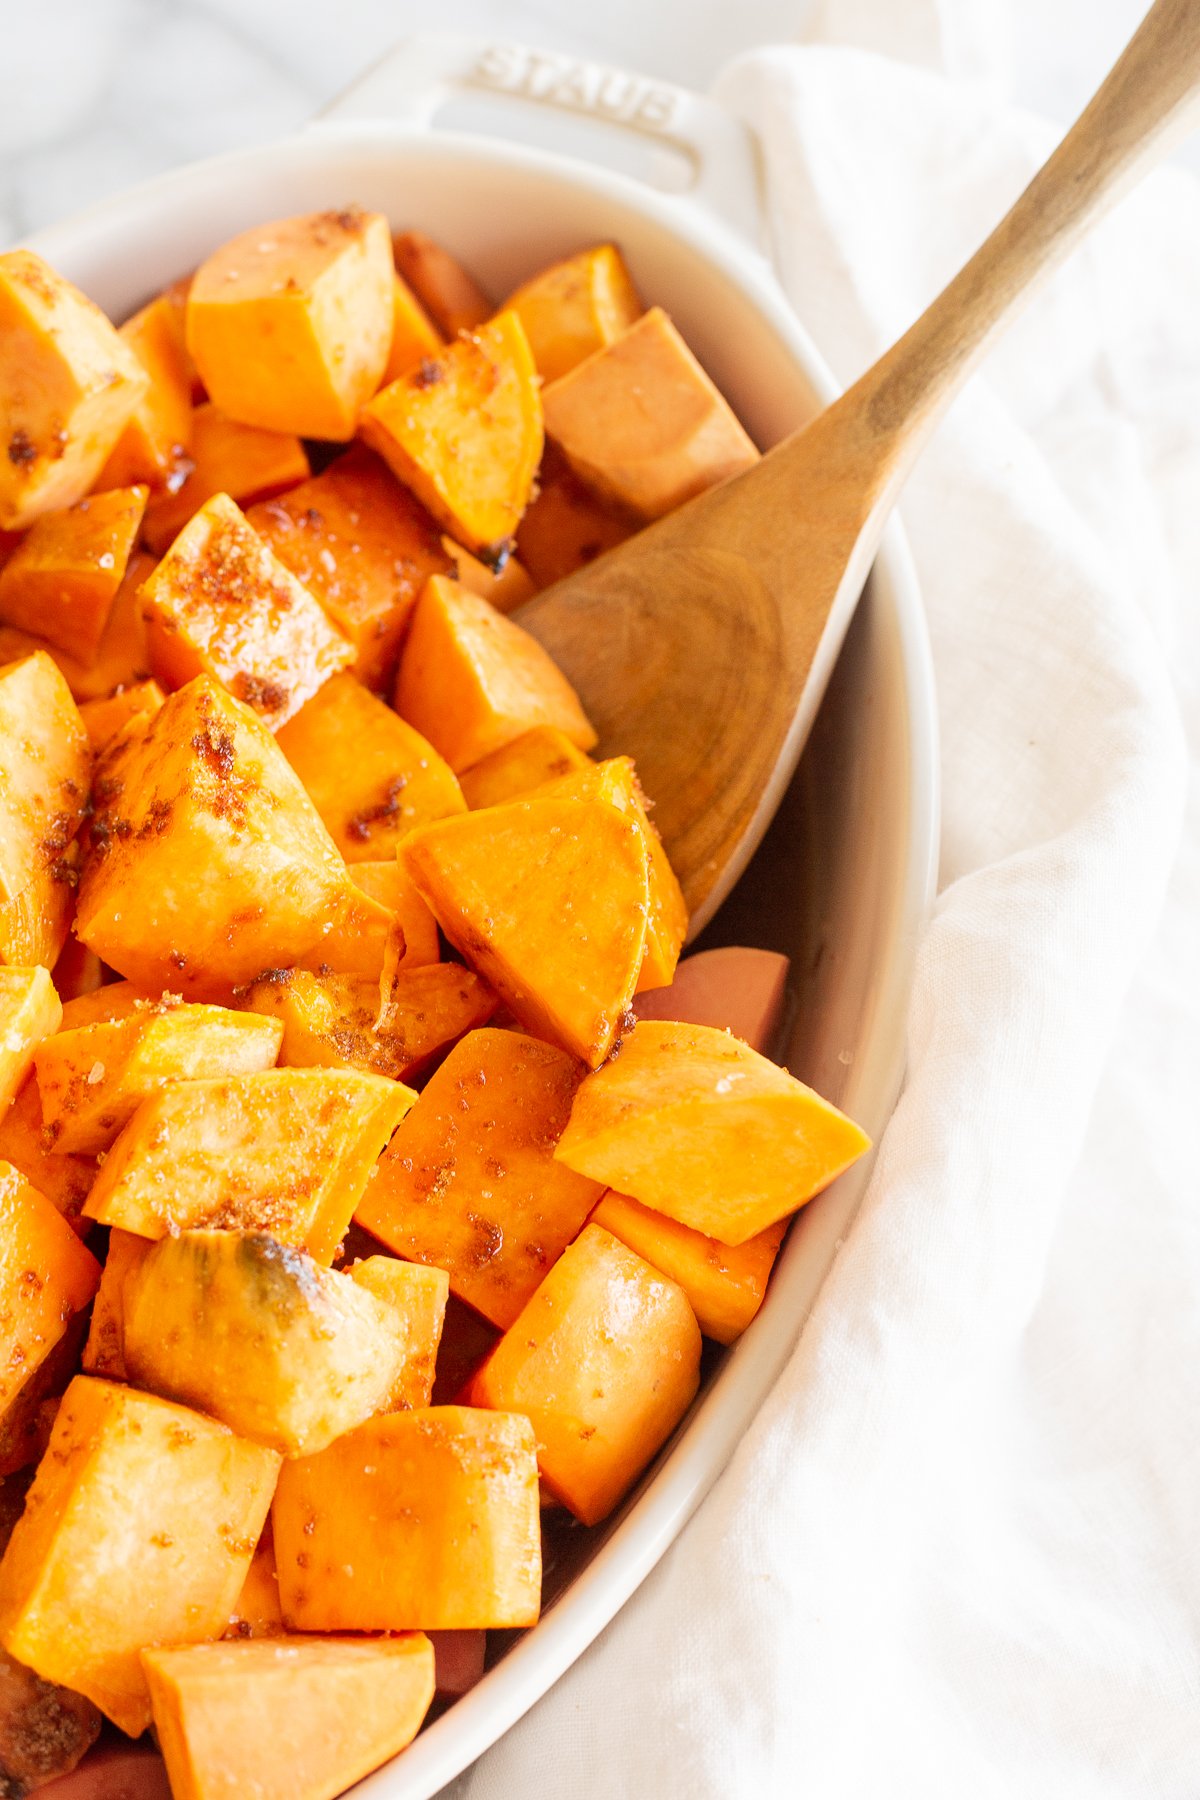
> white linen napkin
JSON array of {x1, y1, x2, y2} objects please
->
[{"x1": 459, "y1": 11, "x2": 1200, "y2": 1798}]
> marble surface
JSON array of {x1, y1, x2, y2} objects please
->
[{"x1": 1, "y1": 0, "x2": 1191, "y2": 248}]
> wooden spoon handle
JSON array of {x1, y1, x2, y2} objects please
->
[{"x1": 833, "y1": 0, "x2": 1200, "y2": 465}]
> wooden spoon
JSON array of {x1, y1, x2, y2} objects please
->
[{"x1": 516, "y1": 0, "x2": 1200, "y2": 934}]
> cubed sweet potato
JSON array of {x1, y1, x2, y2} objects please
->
[
  {"x1": 514, "y1": 443, "x2": 635, "y2": 587},
  {"x1": 0, "y1": 485, "x2": 148, "y2": 661},
  {"x1": 97, "y1": 294, "x2": 195, "y2": 491},
  {"x1": 0, "y1": 653, "x2": 91, "y2": 969},
  {"x1": 82, "y1": 1066, "x2": 412, "y2": 1263},
  {"x1": 140, "y1": 493, "x2": 354, "y2": 729},
  {"x1": 275, "y1": 672, "x2": 465, "y2": 861},
  {"x1": 444, "y1": 539, "x2": 536, "y2": 615},
  {"x1": 590, "y1": 1191, "x2": 785, "y2": 1344},
  {"x1": 12, "y1": 548, "x2": 157, "y2": 705},
  {"x1": 34, "y1": 1002, "x2": 283, "y2": 1154},
  {"x1": 346, "y1": 1257, "x2": 448, "y2": 1411},
  {"x1": 226, "y1": 1520, "x2": 283, "y2": 1639},
  {"x1": 0, "y1": 1319, "x2": 83, "y2": 1481},
  {"x1": 632, "y1": 944, "x2": 790, "y2": 1055},
  {"x1": 142, "y1": 1634, "x2": 434, "y2": 1800},
  {"x1": 81, "y1": 1225, "x2": 150, "y2": 1380},
  {"x1": 402, "y1": 796, "x2": 649, "y2": 1067},
  {"x1": 274, "y1": 1407, "x2": 540, "y2": 1630},
  {"x1": 142, "y1": 405, "x2": 310, "y2": 555},
  {"x1": 0, "y1": 1159, "x2": 99, "y2": 1412},
  {"x1": 556, "y1": 1020, "x2": 872, "y2": 1244},
  {"x1": 247, "y1": 448, "x2": 452, "y2": 692},
  {"x1": 0, "y1": 1375, "x2": 280, "y2": 1735},
  {"x1": 60, "y1": 980, "x2": 155, "y2": 1030},
  {"x1": 459, "y1": 726, "x2": 591, "y2": 810},
  {"x1": 0, "y1": 1645, "x2": 101, "y2": 1793},
  {"x1": 358, "y1": 1029, "x2": 603, "y2": 1330},
  {"x1": 0, "y1": 967, "x2": 62, "y2": 1110},
  {"x1": 541, "y1": 306, "x2": 758, "y2": 520},
  {"x1": 239, "y1": 964, "x2": 495, "y2": 1084},
  {"x1": 0, "y1": 251, "x2": 149, "y2": 530},
  {"x1": 297, "y1": 859, "x2": 439, "y2": 981},
  {"x1": 0, "y1": 1077, "x2": 94, "y2": 1231},
  {"x1": 392, "y1": 231, "x2": 491, "y2": 337},
  {"x1": 75, "y1": 675, "x2": 386, "y2": 992},
  {"x1": 78, "y1": 677, "x2": 165, "y2": 752},
  {"x1": 383, "y1": 271, "x2": 443, "y2": 385},
  {"x1": 360, "y1": 313, "x2": 542, "y2": 555},
  {"x1": 394, "y1": 574, "x2": 595, "y2": 774},
  {"x1": 187, "y1": 208, "x2": 394, "y2": 440},
  {"x1": 504, "y1": 243, "x2": 642, "y2": 383},
  {"x1": 470, "y1": 1222, "x2": 700, "y2": 1524}
]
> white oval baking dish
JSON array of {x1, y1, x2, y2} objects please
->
[{"x1": 16, "y1": 36, "x2": 940, "y2": 1797}]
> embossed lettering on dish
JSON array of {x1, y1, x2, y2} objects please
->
[{"x1": 473, "y1": 44, "x2": 677, "y2": 131}]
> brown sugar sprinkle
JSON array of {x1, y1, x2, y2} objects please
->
[
  {"x1": 231, "y1": 671, "x2": 289, "y2": 715},
  {"x1": 412, "y1": 358, "x2": 444, "y2": 389},
  {"x1": 345, "y1": 776, "x2": 408, "y2": 842},
  {"x1": 7, "y1": 429, "x2": 37, "y2": 466}
]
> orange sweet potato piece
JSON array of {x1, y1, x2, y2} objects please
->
[
  {"x1": 0, "y1": 1375, "x2": 280, "y2": 1735},
  {"x1": 9, "y1": 548, "x2": 157, "y2": 705},
  {"x1": 76, "y1": 676, "x2": 387, "y2": 992},
  {"x1": 360, "y1": 313, "x2": 542, "y2": 555},
  {"x1": 0, "y1": 654, "x2": 90, "y2": 969},
  {"x1": 187, "y1": 208, "x2": 394, "y2": 440},
  {"x1": 122, "y1": 1230, "x2": 430, "y2": 1456},
  {"x1": 590, "y1": 1191, "x2": 785, "y2": 1345},
  {"x1": 459, "y1": 726, "x2": 591, "y2": 810},
  {"x1": 0, "y1": 251, "x2": 149, "y2": 531},
  {"x1": 0, "y1": 1317, "x2": 84, "y2": 1481},
  {"x1": 50, "y1": 935, "x2": 105, "y2": 1005},
  {"x1": 0, "y1": 485, "x2": 147, "y2": 660},
  {"x1": 632, "y1": 944, "x2": 791, "y2": 1055},
  {"x1": 142, "y1": 1634, "x2": 434, "y2": 1800},
  {"x1": 542, "y1": 306, "x2": 758, "y2": 521},
  {"x1": 274, "y1": 1406, "x2": 540, "y2": 1630},
  {"x1": 247, "y1": 447, "x2": 452, "y2": 692},
  {"x1": 275, "y1": 672, "x2": 465, "y2": 861},
  {"x1": 297, "y1": 859, "x2": 439, "y2": 980},
  {"x1": 402, "y1": 796, "x2": 649, "y2": 1067},
  {"x1": 81, "y1": 1226, "x2": 150, "y2": 1380},
  {"x1": 78, "y1": 677, "x2": 165, "y2": 751},
  {"x1": 556, "y1": 1020, "x2": 872, "y2": 1244},
  {"x1": 140, "y1": 493, "x2": 353, "y2": 729},
  {"x1": 82, "y1": 1067, "x2": 411, "y2": 1263},
  {"x1": 515, "y1": 443, "x2": 635, "y2": 587},
  {"x1": 444, "y1": 538, "x2": 536, "y2": 615},
  {"x1": 470, "y1": 1222, "x2": 700, "y2": 1525},
  {"x1": 346, "y1": 1257, "x2": 448, "y2": 1411},
  {"x1": 0, "y1": 967, "x2": 62, "y2": 1110},
  {"x1": 429, "y1": 1629, "x2": 486, "y2": 1702},
  {"x1": 60, "y1": 981, "x2": 156, "y2": 1030},
  {"x1": 35, "y1": 1003, "x2": 283, "y2": 1154},
  {"x1": 383, "y1": 271, "x2": 444, "y2": 386},
  {"x1": 0, "y1": 1160, "x2": 101, "y2": 1412},
  {"x1": 97, "y1": 295, "x2": 195, "y2": 491},
  {"x1": 394, "y1": 574, "x2": 595, "y2": 774},
  {"x1": 142, "y1": 405, "x2": 309, "y2": 555},
  {"x1": 504, "y1": 243, "x2": 642, "y2": 384},
  {"x1": 226, "y1": 1520, "x2": 283, "y2": 1639},
  {"x1": 392, "y1": 231, "x2": 491, "y2": 338},
  {"x1": 240, "y1": 965, "x2": 496, "y2": 1084},
  {"x1": 358, "y1": 1029, "x2": 603, "y2": 1330},
  {"x1": 0, "y1": 1645, "x2": 101, "y2": 1792},
  {"x1": 0, "y1": 1078, "x2": 94, "y2": 1233}
]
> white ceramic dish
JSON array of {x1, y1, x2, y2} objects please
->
[{"x1": 17, "y1": 36, "x2": 939, "y2": 1796}]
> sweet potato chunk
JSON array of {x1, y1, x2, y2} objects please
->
[
  {"x1": 34, "y1": 1002, "x2": 283, "y2": 1154},
  {"x1": 123, "y1": 1231, "x2": 429, "y2": 1455},
  {"x1": 75, "y1": 676, "x2": 384, "y2": 992},
  {"x1": 0, "y1": 252, "x2": 149, "y2": 530},
  {"x1": 383, "y1": 272, "x2": 443, "y2": 385},
  {"x1": 632, "y1": 944, "x2": 790, "y2": 1055},
  {"x1": 556, "y1": 1021, "x2": 872, "y2": 1244},
  {"x1": 535, "y1": 757, "x2": 687, "y2": 991},
  {"x1": 142, "y1": 405, "x2": 310, "y2": 555},
  {"x1": 274, "y1": 1407, "x2": 540, "y2": 1630},
  {"x1": 392, "y1": 231, "x2": 491, "y2": 337},
  {"x1": 240, "y1": 965, "x2": 495, "y2": 1084},
  {"x1": 590, "y1": 1191, "x2": 785, "y2": 1344},
  {"x1": 187, "y1": 208, "x2": 394, "y2": 440},
  {"x1": 0, "y1": 485, "x2": 147, "y2": 661},
  {"x1": 97, "y1": 295, "x2": 195, "y2": 492},
  {"x1": 444, "y1": 538, "x2": 536, "y2": 615},
  {"x1": 402, "y1": 797, "x2": 649, "y2": 1067},
  {"x1": 430, "y1": 1629, "x2": 486, "y2": 1702},
  {"x1": 360, "y1": 313, "x2": 542, "y2": 555},
  {"x1": 0, "y1": 1645, "x2": 101, "y2": 1793},
  {"x1": 298, "y1": 859, "x2": 439, "y2": 980},
  {"x1": 542, "y1": 307, "x2": 758, "y2": 520},
  {"x1": 0, "y1": 1078, "x2": 94, "y2": 1231},
  {"x1": 0, "y1": 1375, "x2": 280, "y2": 1735},
  {"x1": 142, "y1": 1634, "x2": 434, "y2": 1800},
  {"x1": 505, "y1": 243, "x2": 642, "y2": 383},
  {"x1": 275, "y1": 673, "x2": 465, "y2": 860},
  {"x1": 247, "y1": 448, "x2": 452, "y2": 692},
  {"x1": 0, "y1": 1161, "x2": 100, "y2": 1410},
  {"x1": 78, "y1": 677, "x2": 165, "y2": 751},
  {"x1": 60, "y1": 981, "x2": 154, "y2": 1030},
  {"x1": 82, "y1": 1067, "x2": 411, "y2": 1262},
  {"x1": 81, "y1": 1226, "x2": 149, "y2": 1380},
  {"x1": 0, "y1": 968, "x2": 62, "y2": 1111},
  {"x1": 470, "y1": 1223, "x2": 700, "y2": 1524},
  {"x1": 227, "y1": 1521, "x2": 283, "y2": 1638},
  {"x1": 459, "y1": 726, "x2": 591, "y2": 810},
  {"x1": 0, "y1": 654, "x2": 90, "y2": 969},
  {"x1": 515, "y1": 445, "x2": 635, "y2": 587},
  {"x1": 346, "y1": 1258, "x2": 448, "y2": 1411},
  {"x1": 358, "y1": 1029, "x2": 603, "y2": 1329},
  {"x1": 12, "y1": 548, "x2": 157, "y2": 705},
  {"x1": 395, "y1": 575, "x2": 595, "y2": 774},
  {"x1": 0, "y1": 1320, "x2": 83, "y2": 1481},
  {"x1": 140, "y1": 494, "x2": 353, "y2": 729}
]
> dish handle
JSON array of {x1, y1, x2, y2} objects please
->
[{"x1": 312, "y1": 34, "x2": 765, "y2": 250}]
